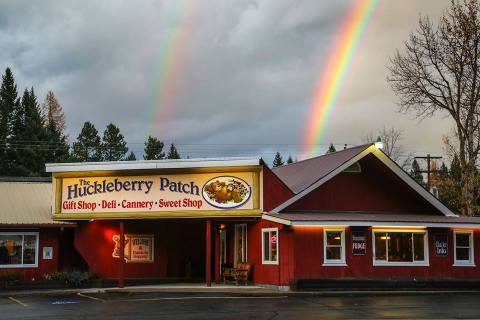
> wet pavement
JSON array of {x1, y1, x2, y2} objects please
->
[{"x1": 1, "y1": 291, "x2": 480, "y2": 319}]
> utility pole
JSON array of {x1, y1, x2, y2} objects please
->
[{"x1": 414, "y1": 154, "x2": 442, "y2": 190}]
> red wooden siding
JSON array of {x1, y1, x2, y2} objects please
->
[
  {"x1": 286, "y1": 154, "x2": 439, "y2": 214},
  {"x1": 262, "y1": 166, "x2": 294, "y2": 212},
  {"x1": 291, "y1": 227, "x2": 480, "y2": 281}
]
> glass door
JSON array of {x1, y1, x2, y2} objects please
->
[
  {"x1": 219, "y1": 229, "x2": 227, "y2": 275},
  {"x1": 234, "y1": 224, "x2": 247, "y2": 264}
]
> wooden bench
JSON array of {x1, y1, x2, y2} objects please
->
[{"x1": 223, "y1": 263, "x2": 252, "y2": 285}]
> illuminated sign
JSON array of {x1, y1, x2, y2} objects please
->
[
  {"x1": 58, "y1": 172, "x2": 256, "y2": 216},
  {"x1": 112, "y1": 234, "x2": 154, "y2": 263}
]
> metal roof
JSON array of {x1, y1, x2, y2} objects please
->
[
  {"x1": 263, "y1": 212, "x2": 480, "y2": 228},
  {"x1": 0, "y1": 181, "x2": 70, "y2": 226},
  {"x1": 46, "y1": 157, "x2": 262, "y2": 173},
  {"x1": 272, "y1": 144, "x2": 371, "y2": 194}
]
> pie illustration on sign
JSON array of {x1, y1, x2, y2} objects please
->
[{"x1": 202, "y1": 176, "x2": 251, "y2": 209}]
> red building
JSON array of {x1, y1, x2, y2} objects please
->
[{"x1": 2, "y1": 143, "x2": 480, "y2": 289}]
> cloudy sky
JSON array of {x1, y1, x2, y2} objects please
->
[{"x1": 0, "y1": 0, "x2": 452, "y2": 163}]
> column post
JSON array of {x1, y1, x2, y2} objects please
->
[
  {"x1": 206, "y1": 219, "x2": 212, "y2": 287},
  {"x1": 118, "y1": 220, "x2": 125, "y2": 288}
]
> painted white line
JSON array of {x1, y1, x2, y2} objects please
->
[
  {"x1": 116, "y1": 295, "x2": 288, "y2": 302},
  {"x1": 77, "y1": 292, "x2": 105, "y2": 302},
  {"x1": 8, "y1": 296, "x2": 27, "y2": 307}
]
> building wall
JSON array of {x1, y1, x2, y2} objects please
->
[
  {"x1": 292, "y1": 226, "x2": 480, "y2": 281},
  {"x1": 286, "y1": 154, "x2": 439, "y2": 214},
  {"x1": 0, "y1": 228, "x2": 59, "y2": 281},
  {"x1": 74, "y1": 220, "x2": 205, "y2": 279},
  {"x1": 262, "y1": 166, "x2": 294, "y2": 212}
]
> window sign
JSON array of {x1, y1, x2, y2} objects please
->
[
  {"x1": 43, "y1": 247, "x2": 53, "y2": 260},
  {"x1": 352, "y1": 231, "x2": 366, "y2": 255},
  {"x1": 262, "y1": 228, "x2": 278, "y2": 264},
  {"x1": 434, "y1": 234, "x2": 448, "y2": 256},
  {"x1": 112, "y1": 234, "x2": 154, "y2": 263}
]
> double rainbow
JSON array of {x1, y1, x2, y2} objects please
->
[{"x1": 302, "y1": 0, "x2": 379, "y2": 155}]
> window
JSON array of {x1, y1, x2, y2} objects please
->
[
  {"x1": 0, "y1": 232, "x2": 39, "y2": 268},
  {"x1": 343, "y1": 162, "x2": 361, "y2": 173},
  {"x1": 454, "y1": 231, "x2": 475, "y2": 266},
  {"x1": 373, "y1": 230, "x2": 428, "y2": 266},
  {"x1": 323, "y1": 229, "x2": 346, "y2": 265},
  {"x1": 262, "y1": 228, "x2": 278, "y2": 264}
]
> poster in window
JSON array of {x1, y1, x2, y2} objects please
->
[
  {"x1": 435, "y1": 234, "x2": 448, "y2": 256},
  {"x1": 352, "y1": 231, "x2": 366, "y2": 255}
]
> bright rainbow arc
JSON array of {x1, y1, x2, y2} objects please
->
[
  {"x1": 146, "y1": 0, "x2": 196, "y2": 138},
  {"x1": 302, "y1": 0, "x2": 379, "y2": 155}
]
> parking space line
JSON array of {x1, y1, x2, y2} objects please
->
[
  {"x1": 8, "y1": 296, "x2": 27, "y2": 307},
  {"x1": 77, "y1": 292, "x2": 105, "y2": 302}
]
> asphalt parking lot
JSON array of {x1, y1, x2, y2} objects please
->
[{"x1": 2, "y1": 291, "x2": 480, "y2": 319}]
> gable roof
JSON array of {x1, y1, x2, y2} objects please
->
[
  {"x1": 272, "y1": 144, "x2": 370, "y2": 194},
  {"x1": 0, "y1": 181, "x2": 73, "y2": 226},
  {"x1": 270, "y1": 144, "x2": 457, "y2": 217}
]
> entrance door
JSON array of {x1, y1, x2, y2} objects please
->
[{"x1": 234, "y1": 224, "x2": 247, "y2": 264}]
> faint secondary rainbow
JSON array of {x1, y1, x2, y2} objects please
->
[
  {"x1": 302, "y1": 0, "x2": 379, "y2": 155},
  {"x1": 146, "y1": 0, "x2": 197, "y2": 137}
]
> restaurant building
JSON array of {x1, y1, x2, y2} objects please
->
[{"x1": 3, "y1": 143, "x2": 480, "y2": 289}]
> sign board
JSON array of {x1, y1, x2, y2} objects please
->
[
  {"x1": 352, "y1": 231, "x2": 366, "y2": 255},
  {"x1": 56, "y1": 172, "x2": 258, "y2": 218},
  {"x1": 434, "y1": 234, "x2": 448, "y2": 256},
  {"x1": 43, "y1": 247, "x2": 53, "y2": 260},
  {"x1": 112, "y1": 234, "x2": 154, "y2": 263}
]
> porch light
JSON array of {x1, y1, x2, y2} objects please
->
[
  {"x1": 219, "y1": 224, "x2": 226, "y2": 230},
  {"x1": 374, "y1": 136, "x2": 384, "y2": 149}
]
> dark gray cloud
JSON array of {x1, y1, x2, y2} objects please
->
[{"x1": 0, "y1": 0, "x2": 451, "y2": 163}]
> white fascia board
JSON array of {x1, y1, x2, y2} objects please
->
[
  {"x1": 289, "y1": 221, "x2": 480, "y2": 228},
  {"x1": 262, "y1": 214, "x2": 292, "y2": 226},
  {"x1": 371, "y1": 148, "x2": 457, "y2": 217},
  {"x1": 46, "y1": 157, "x2": 262, "y2": 173},
  {"x1": 271, "y1": 146, "x2": 374, "y2": 213}
]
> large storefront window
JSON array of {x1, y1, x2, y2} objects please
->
[
  {"x1": 323, "y1": 229, "x2": 346, "y2": 265},
  {"x1": 262, "y1": 228, "x2": 278, "y2": 264},
  {"x1": 454, "y1": 231, "x2": 475, "y2": 266},
  {"x1": 373, "y1": 230, "x2": 428, "y2": 266},
  {"x1": 0, "y1": 232, "x2": 38, "y2": 268}
]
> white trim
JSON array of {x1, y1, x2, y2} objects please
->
[
  {"x1": 234, "y1": 224, "x2": 247, "y2": 264},
  {"x1": 0, "y1": 232, "x2": 39, "y2": 268},
  {"x1": 261, "y1": 228, "x2": 279, "y2": 265},
  {"x1": 453, "y1": 230, "x2": 475, "y2": 267},
  {"x1": 323, "y1": 228, "x2": 346, "y2": 266},
  {"x1": 46, "y1": 157, "x2": 261, "y2": 173},
  {"x1": 270, "y1": 145, "x2": 457, "y2": 217},
  {"x1": 372, "y1": 229, "x2": 429, "y2": 267},
  {"x1": 261, "y1": 214, "x2": 480, "y2": 229}
]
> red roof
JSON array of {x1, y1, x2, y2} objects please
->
[{"x1": 272, "y1": 144, "x2": 371, "y2": 194}]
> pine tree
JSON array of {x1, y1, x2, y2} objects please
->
[
  {"x1": 326, "y1": 143, "x2": 336, "y2": 154},
  {"x1": 0, "y1": 68, "x2": 19, "y2": 174},
  {"x1": 125, "y1": 151, "x2": 136, "y2": 161},
  {"x1": 286, "y1": 155, "x2": 294, "y2": 164},
  {"x1": 45, "y1": 120, "x2": 69, "y2": 164},
  {"x1": 166, "y1": 144, "x2": 180, "y2": 159},
  {"x1": 144, "y1": 136, "x2": 165, "y2": 160},
  {"x1": 272, "y1": 152, "x2": 284, "y2": 167},
  {"x1": 410, "y1": 159, "x2": 425, "y2": 186},
  {"x1": 101, "y1": 123, "x2": 128, "y2": 161},
  {"x1": 71, "y1": 122, "x2": 102, "y2": 162},
  {"x1": 42, "y1": 91, "x2": 66, "y2": 132}
]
